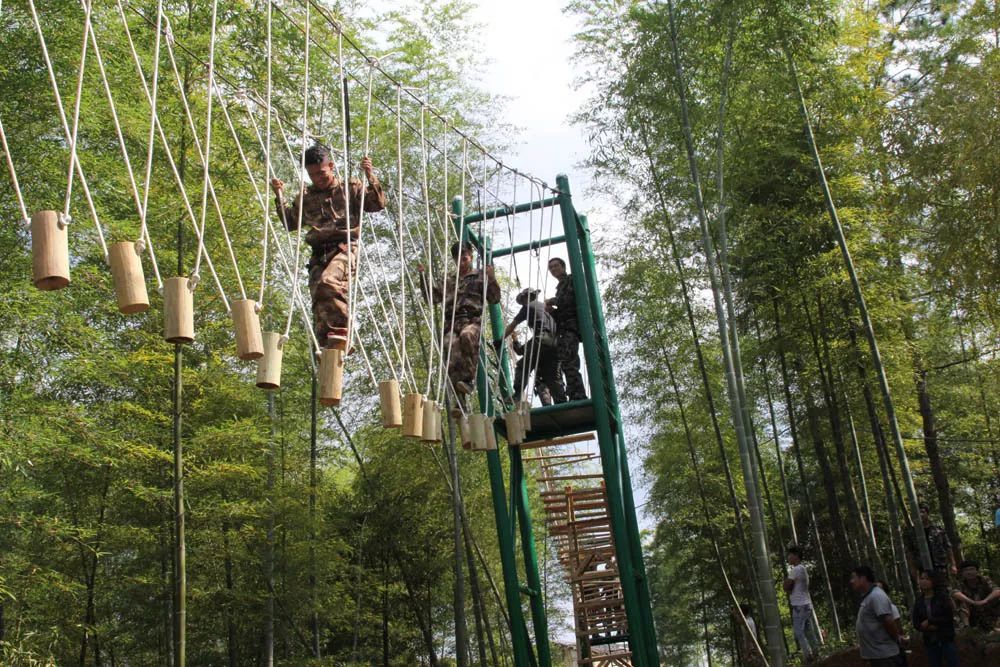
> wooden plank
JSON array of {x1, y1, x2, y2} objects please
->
[{"x1": 515, "y1": 432, "x2": 596, "y2": 450}]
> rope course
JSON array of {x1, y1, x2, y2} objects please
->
[{"x1": 2, "y1": 3, "x2": 660, "y2": 665}]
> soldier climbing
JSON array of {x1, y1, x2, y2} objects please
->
[
  {"x1": 270, "y1": 146, "x2": 386, "y2": 350},
  {"x1": 421, "y1": 241, "x2": 501, "y2": 405},
  {"x1": 546, "y1": 257, "x2": 587, "y2": 401}
]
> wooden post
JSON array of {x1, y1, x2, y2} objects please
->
[
  {"x1": 164, "y1": 277, "x2": 194, "y2": 344},
  {"x1": 108, "y1": 241, "x2": 149, "y2": 313},
  {"x1": 504, "y1": 411, "x2": 524, "y2": 446},
  {"x1": 318, "y1": 348, "x2": 344, "y2": 407},
  {"x1": 402, "y1": 393, "x2": 425, "y2": 439},
  {"x1": 30, "y1": 210, "x2": 70, "y2": 290},
  {"x1": 421, "y1": 400, "x2": 440, "y2": 443},
  {"x1": 459, "y1": 414, "x2": 472, "y2": 450},
  {"x1": 231, "y1": 299, "x2": 264, "y2": 360},
  {"x1": 484, "y1": 417, "x2": 497, "y2": 452},
  {"x1": 469, "y1": 413, "x2": 487, "y2": 451},
  {"x1": 518, "y1": 400, "x2": 532, "y2": 432},
  {"x1": 379, "y1": 380, "x2": 403, "y2": 428},
  {"x1": 256, "y1": 332, "x2": 284, "y2": 390}
]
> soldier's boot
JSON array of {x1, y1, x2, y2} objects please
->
[{"x1": 327, "y1": 327, "x2": 349, "y2": 350}]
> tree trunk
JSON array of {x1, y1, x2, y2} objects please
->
[
  {"x1": 223, "y1": 523, "x2": 238, "y2": 667},
  {"x1": 916, "y1": 370, "x2": 962, "y2": 563},
  {"x1": 774, "y1": 302, "x2": 843, "y2": 641}
]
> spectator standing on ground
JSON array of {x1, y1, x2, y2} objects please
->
[
  {"x1": 784, "y1": 546, "x2": 819, "y2": 663},
  {"x1": 851, "y1": 565, "x2": 905, "y2": 667},
  {"x1": 911, "y1": 569, "x2": 959, "y2": 667}
]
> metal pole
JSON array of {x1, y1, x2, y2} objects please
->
[
  {"x1": 512, "y1": 447, "x2": 552, "y2": 667},
  {"x1": 556, "y1": 176, "x2": 651, "y2": 665},
  {"x1": 578, "y1": 213, "x2": 660, "y2": 665},
  {"x1": 452, "y1": 197, "x2": 534, "y2": 667}
]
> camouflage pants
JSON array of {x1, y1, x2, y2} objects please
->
[
  {"x1": 308, "y1": 247, "x2": 356, "y2": 345},
  {"x1": 556, "y1": 328, "x2": 587, "y2": 400},
  {"x1": 445, "y1": 316, "x2": 482, "y2": 389},
  {"x1": 958, "y1": 596, "x2": 1000, "y2": 632},
  {"x1": 513, "y1": 336, "x2": 565, "y2": 404}
]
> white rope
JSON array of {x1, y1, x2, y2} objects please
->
[
  {"x1": 27, "y1": 0, "x2": 107, "y2": 257},
  {"x1": 435, "y1": 128, "x2": 450, "y2": 404},
  {"x1": 191, "y1": 0, "x2": 220, "y2": 290},
  {"x1": 259, "y1": 0, "x2": 273, "y2": 307},
  {"x1": 87, "y1": 12, "x2": 163, "y2": 279},
  {"x1": 396, "y1": 85, "x2": 407, "y2": 383},
  {"x1": 441, "y1": 139, "x2": 467, "y2": 411},
  {"x1": 63, "y1": 0, "x2": 90, "y2": 220},
  {"x1": 137, "y1": 0, "x2": 164, "y2": 288},
  {"x1": 283, "y1": 0, "x2": 310, "y2": 340},
  {"x1": 420, "y1": 103, "x2": 438, "y2": 397},
  {"x1": 336, "y1": 30, "x2": 355, "y2": 359},
  {"x1": 347, "y1": 60, "x2": 377, "y2": 358},
  {"x1": 0, "y1": 116, "x2": 29, "y2": 224},
  {"x1": 114, "y1": 4, "x2": 227, "y2": 304}
]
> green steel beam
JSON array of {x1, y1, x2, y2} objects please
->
[
  {"x1": 578, "y1": 213, "x2": 660, "y2": 665},
  {"x1": 490, "y1": 235, "x2": 567, "y2": 259},
  {"x1": 462, "y1": 196, "x2": 560, "y2": 226},
  {"x1": 556, "y1": 175, "x2": 653, "y2": 665},
  {"x1": 513, "y1": 446, "x2": 552, "y2": 667},
  {"x1": 452, "y1": 197, "x2": 534, "y2": 667}
]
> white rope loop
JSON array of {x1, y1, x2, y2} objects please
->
[
  {"x1": 137, "y1": 0, "x2": 165, "y2": 288},
  {"x1": 284, "y1": 0, "x2": 311, "y2": 341},
  {"x1": 192, "y1": 0, "x2": 220, "y2": 293}
]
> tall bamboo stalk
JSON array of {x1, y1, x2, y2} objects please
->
[
  {"x1": 786, "y1": 51, "x2": 931, "y2": 569},
  {"x1": 666, "y1": 3, "x2": 784, "y2": 662}
]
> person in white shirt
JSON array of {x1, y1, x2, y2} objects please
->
[{"x1": 784, "y1": 546, "x2": 819, "y2": 663}]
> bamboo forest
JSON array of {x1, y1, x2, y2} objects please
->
[{"x1": 1, "y1": 1, "x2": 999, "y2": 666}]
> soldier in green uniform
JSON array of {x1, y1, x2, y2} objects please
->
[
  {"x1": 271, "y1": 146, "x2": 386, "y2": 349},
  {"x1": 422, "y1": 241, "x2": 500, "y2": 399},
  {"x1": 953, "y1": 560, "x2": 1000, "y2": 632},
  {"x1": 501, "y1": 287, "x2": 565, "y2": 405},
  {"x1": 545, "y1": 257, "x2": 587, "y2": 401}
]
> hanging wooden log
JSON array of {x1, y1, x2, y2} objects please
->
[
  {"x1": 318, "y1": 348, "x2": 345, "y2": 406},
  {"x1": 379, "y1": 379, "x2": 403, "y2": 428},
  {"x1": 107, "y1": 241, "x2": 149, "y2": 314},
  {"x1": 163, "y1": 276, "x2": 194, "y2": 344},
  {"x1": 504, "y1": 411, "x2": 524, "y2": 446},
  {"x1": 518, "y1": 400, "x2": 532, "y2": 432},
  {"x1": 469, "y1": 412, "x2": 487, "y2": 451},
  {"x1": 421, "y1": 399, "x2": 440, "y2": 443},
  {"x1": 459, "y1": 414, "x2": 472, "y2": 450},
  {"x1": 484, "y1": 416, "x2": 498, "y2": 451},
  {"x1": 256, "y1": 332, "x2": 284, "y2": 390},
  {"x1": 231, "y1": 298, "x2": 264, "y2": 360},
  {"x1": 30, "y1": 210, "x2": 70, "y2": 290},
  {"x1": 402, "y1": 392, "x2": 425, "y2": 438}
]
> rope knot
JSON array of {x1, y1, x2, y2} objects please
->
[
  {"x1": 57, "y1": 212, "x2": 72, "y2": 229},
  {"x1": 135, "y1": 237, "x2": 146, "y2": 254},
  {"x1": 254, "y1": 301, "x2": 262, "y2": 314},
  {"x1": 188, "y1": 273, "x2": 200, "y2": 290}
]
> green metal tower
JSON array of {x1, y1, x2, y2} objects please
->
[{"x1": 451, "y1": 175, "x2": 659, "y2": 667}]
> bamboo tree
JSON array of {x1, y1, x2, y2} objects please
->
[
  {"x1": 785, "y1": 51, "x2": 932, "y2": 569},
  {"x1": 774, "y1": 299, "x2": 842, "y2": 641},
  {"x1": 665, "y1": 3, "x2": 784, "y2": 663}
]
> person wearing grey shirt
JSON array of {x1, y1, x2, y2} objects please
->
[{"x1": 851, "y1": 566, "x2": 905, "y2": 667}]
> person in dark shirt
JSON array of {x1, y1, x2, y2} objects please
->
[
  {"x1": 911, "y1": 569, "x2": 958, "y2": 667},
  {"x1": 502, "y1": 288, "x2": 564, "y2": 405},
  {"x1": 545, "y1": 258, "x2": 586, "y2": 401},
  {"x1": 906, "y1": 504, "x2": 957, "y2": 576}
]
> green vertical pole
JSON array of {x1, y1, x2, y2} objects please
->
[
  {"x1": 578, "y1": 213, "x2": 660, "y2": 665},
  {"x1": 555, "y1": 175, "x2": 651, "y2": 665},
  {"x1": 452, "y1": 197, "x2": 534, "y2": 667},
  {"x1": 512, "y1": 446, "x2": 552, "y2": 667}
]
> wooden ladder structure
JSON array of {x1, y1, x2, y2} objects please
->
[{"x1": 536, "y1": 453, "x2": 633, "y2": 667}]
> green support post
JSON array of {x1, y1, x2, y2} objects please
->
[
  {"x1": 452, "y1": 197, "x2": 543, "y2": 667},
  {"x1": 512, "y1": 446, "x2": 552, "y2": 667},
  {"x1": 555, "y1": 175, "x2": 654, "y2": 665},
  {"x1": 578, "y1": 213, "x2": 660, "y2": 665}
]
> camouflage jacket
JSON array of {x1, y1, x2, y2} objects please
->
[
  {"x1": 277, "y1": 178, "x2": 386, "y2": 254},
  {"x1": 959, "y1": 574, "x2": 998, "y2": 601},
  {"x1": 424, "y1": 268, "x2": 500, "y2": 323},
  {"x1": 907, "y1": 524, "x2": 952, "y2": 570},
  {"x1": 550, "y1": 274, "x2": 578, "y2": 331}
]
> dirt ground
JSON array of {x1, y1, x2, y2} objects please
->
[{"x1": 815, "y1": 631, "x2": 1000, "y2": 667}]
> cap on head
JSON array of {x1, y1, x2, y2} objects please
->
[
  {"x1": 304, "y1": 144, "x2": 333, "y2": 166},
  {"x1": 516, "y1": 288, "x2": 541, "y2": 305}
]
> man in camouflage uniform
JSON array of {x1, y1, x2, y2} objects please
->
[
  {"x1": 501, "y1": 288, "x2": 565, "y2": 406},
  {"x1": 545, "y1": 257, "x2": 587, "y2": 401},
  {"x1": 422, "y1": 241, "x2": 500, "y2": 398},
  {"x1": 271, "y1": 146, "x2": 385, "y2": 349},
  {"x1": 953, "y1": 560, "x2": 1000, "y2": 632}
]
